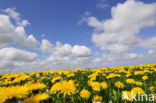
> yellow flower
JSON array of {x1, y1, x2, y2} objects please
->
[
  {"x1": 60, "y1": 80, "x2": 77, "y2": 96},
  {"x1": 26, "y1": 82, "x2": 46, "y2": 91},
  {"x1": 135, "y1": 82, "x2": 143, "y2": 86},
  {"x1": 149, "y1": 86, "x2": 156, "y2": 91},
  {"x1": 131, "y1": 87, "x2": 145, "y2": 94},
  {"x1": 122, "y1": 91, "x2": 134, "y2": 101},
  {"x1": 50, "y1": 82, "x2": 61, "y2": 94},
  {"x1": 51, "y1": 76, "x2": 62, "y2": 83},
  {"x1": 89, "y1": 81, "x2": 101, "y2": 92},
  {"x1": 106, "y1": 73, "x2": 120, "y2": 79},
  {"x1": 126, "y1": 73, "x2": 131, "y2": 77},
  {"x1": 24, "y1": 93, "x2": 49, "y2": 103},
  {"x1": 126, "y1": 79, "x2": 135, "y2": 84},
  {"x1": 115, "y1": 81, "x2": 124, "y2": 88},
  {"x1": 134, "y1": 71, "x2": 144, "y2": 75},
  {"x1": 80, "y1": 89, "x2": 90, "y2": 99},
  {"x1": 12, "y1": 74, "x2": 30, "y2": 84},
  {"x1": 142, "y1": 76, "x2": 148, "y2": 80},
  {"x1": 0, "y1": 86, "x2": 29, "y2": 103},
  {"x1": 100, "y1": 82, "x2": 108, "y2": 90},
  {"x1": 67, "y1": 73, "x2": 75, "y2": 77},
  {"x1": 92, "y1": 95, "x2": 103, "y2": 102}
]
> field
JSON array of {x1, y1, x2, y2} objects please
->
[{"x1": 0, "y1": 63, "x2": 156, "y2": 103}]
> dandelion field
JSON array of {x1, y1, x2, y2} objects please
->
[{"x1": 0, "y1": 63, "x2": 156, "y2": 103}]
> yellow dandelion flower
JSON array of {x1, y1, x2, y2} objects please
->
[
  {"x1": 0, "y1": 86, "x2": 29, "y2": 103},
  {"x1": 135, "y1": 82, "x2": 143, "y2": 86},
  {"x1": 122, "y1": 91, "x2": 135, "y2": 101},
  {"x1": 134, "y1": 71, "x2": 144, "y2": 75},
  {"x1": 60, "y1": 80, "x2": 77, "y2": 96},
  {"x1": 51, "y1": 76, "x2": 62, "y2": 83},
  {"x1": 126, "y1": 73, "x2": 131, "y2": 77},
  {"x1": 100, "y1": 82, "x2": 108, "y2": 90},
  {"x1": 92, "y1": 95, "x2": 103, "y2": 102},
  {"x1": 26, "y1": 82, "x2": 46, "y2": 91},
  {"x1": 126, "y1": 79, "x2": 135, "y2": 84},
  {"x1": 149, "y1": 86, "x2": 156, "y2": 91},
  {"x1": 90, "y1": 82, "x2": 101, "y2": 92},
  {"x1": 131, "y1": 87, "x2": 145, "y2": 94},
  {"x1": 142, "y1": 76, "x2": 148, "y2": 80},
  {"x1": 24, "y1": 93, "x2": 49, "y2": 103},
  {"x1": 80, "y1": 89, "x2": 90, "y2": 99},
  {"x1": 115, "y1": 81, "x2": 124, "y2": 88},
  {"x1": 50, "y1": 82, "x2": 61, "y2": 94},
  {"x1": 67, "y1": 73, "x2": 75, "y2": 77}
]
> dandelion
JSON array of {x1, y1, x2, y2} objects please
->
[
  {"x1": 67, "y1": 73, "x2": 75, "y2": 77},
  {"x1": 126, "y1": 79, "x2": 135, "y2": 84},
  {"x1": 142, "y1": 76, "x2": 148, "y2": 80},
  {"x1": 100, "y1": 82, "x2": 108, "y2": 90},
  {"x1": 149, "y1": 86, "x2": 156, "y2": 91},
  {"x1": 24, "y1": 93, "x2": 49, "y2": 103},
  {"x1": 80, "y1": 89, "x2": 90, "y2": 99},
  {"x1": 115, "y1": 81, "x2": 124, "y2": 88},
  {"x1": 92, "y1": 95, "x2": 103, "y2": 102},
  {"x1": 50, "y1": 82, "x2": 61, "y2": 94},
  {"x1": 131, "y1": 87, "x2": 145, "y2": 94},
  {"x1": 122, "y1": 91, "x2": 134, "y2": 101},
  {"x1": 0, "y1": 86, "x2": 29, "y2": 103},
  {"x1": 51, "y1": 76, "x2": 62, "y2": 83},
  {"x1": 26, "y1": 82, "x2": 47, "y2": 91},
  {"x1": 135, "y1": 82, "x2": 143, "y2": 86},
  {"x1": 60, "y1": 80, "x2": 77, "y2": 96},
  {"x1": 89, "y1": 81, "x2": 101, "y2": 92}
]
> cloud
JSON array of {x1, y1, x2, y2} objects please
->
[
  {"x1": 0, "y1": 8, "x2": 39, "y2": 49},
  {"x1": 0, "y1": 47, "x2": 38, "y2": 62},
  {"x1": 2, "y1": 8, "x2": 30, "y2": 27},
  {"x1": 1, "y1": 1, "x2": 156, "y2": 72},
  {"x1": 40, "y1": 39, "x2": 92, "y2": 58},
  {"x1": 41, "y1": 34, "x2": 46, "y2": 38},
  {"x1": 102, "y1": 53, "x2": 139, "y2": 61},
  {"x1": 78, "y1": 0, "x2": 156, "y2": 67},
  {"x1": 83, "y1": 0, "x2": 156, "y2": 53},
  {"x1": 92, "y1": 50, "x2": 156, "y2": 67},
  {"x1": 0, "y1": 8, "x2": 93, "y2": 72},
  {"x1": 72, "y1": 45, "x2": 91, "y2": 57},
  {"x1": 19, "y1": 35, "x2": 39, "y2": 49},
  {"x1": 96, "y1": 0, "x2": 109, "y2": 9},
  {"x1": 40, "y1": 39, "x2": 54, "y2": 53},
  {"x1": 0, "y1": 14, "x2": 26, "y2": 47},
  {"x1": 40, "y1": 39, "x2": 92, "y2": 66},
  {"x1": 53, "y1": 42, "x2": 72, "y2": 57},
  {"x1": 78, "y1": 11, "x2": 91, "y2": 25},
  {"x1": 3, "y1": 8, "x2": 20, "y2": 20},
  {"x1": 140, "y1": 36, "x2": 156, "y2": 49},
  {"x1": 0, "y1": 47, "x2": 40, "y2": 72}
]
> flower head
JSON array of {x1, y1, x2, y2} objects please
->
[
  {"x1": 100, "y1": 82, "x2": 108, "y2": 90},
  {"x1": 80, "y1": 89, "x2": 90, "y2": 99},
  {"x1": 131, "y1": 87, "x2": 145, "y2": 94},
  {"x1": 142, "y1": 76, "x2": 148, "y2": 80},
  {"x1": 24, "y1": 93, "x2": 49, "y2": 103},
  {"x1": 60, "y1": 80, "x2": 77, "y2": 96},
  {"x1": 92, "y1": 95, "x2": 103, "y2": 102},
  {"x1": 115, "y1": 81, "x2": 124, "y2": 88}
]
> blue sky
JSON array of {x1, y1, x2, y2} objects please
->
[
  {"x1": 0, "y1": 0, "x2": 156, "y2": 72},
  {"x1": 0, "y1": 0, "x2": 155, "y2": 46}
]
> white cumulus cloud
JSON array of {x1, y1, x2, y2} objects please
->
[
  {"x1": 19, "y1": 35, "x2": 39, "y2": 49},
  {"x1": 83, "y1": 0, "x2": 156, "y2": 53},
  {"x1": 0, "y1": 47, "x2": 38, "y2": 62}
]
